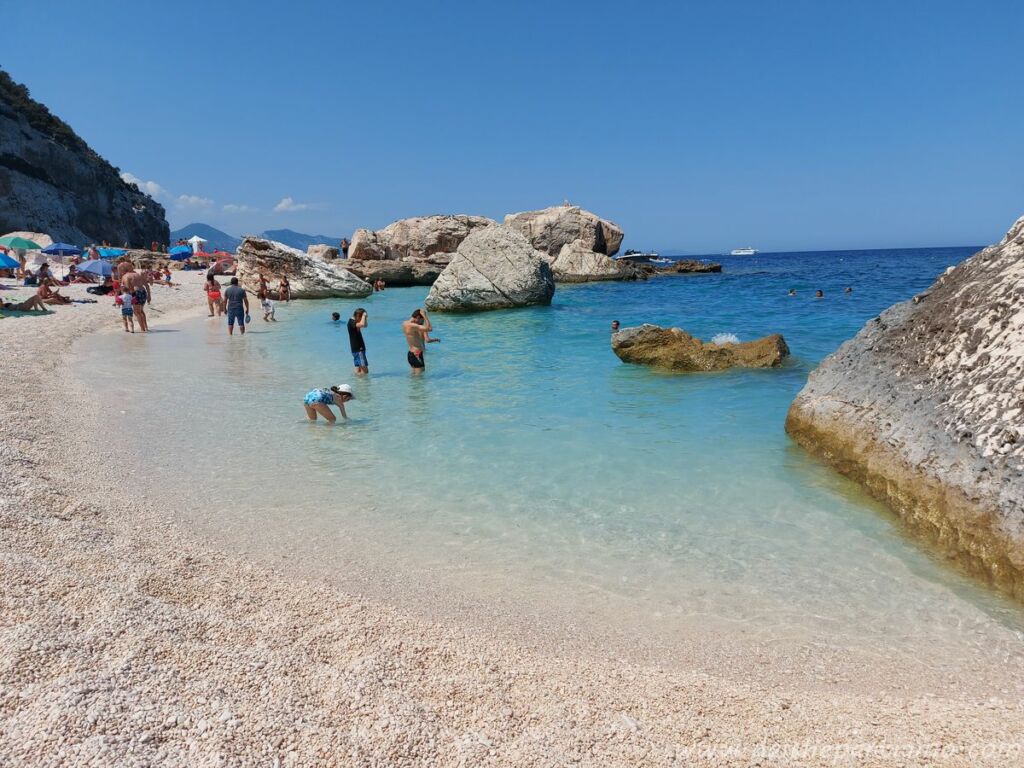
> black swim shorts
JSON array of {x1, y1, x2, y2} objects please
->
[{"x1": 407, "y1": 350, "x2": 425, "y2": 369}]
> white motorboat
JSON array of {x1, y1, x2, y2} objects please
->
[
  {"x1": 730, "y1": 247, "x2": 758, "y2": 256},
  {"x1": 616, "y1": 250, "x2": 671, "y2": 265}
]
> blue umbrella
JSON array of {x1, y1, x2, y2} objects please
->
[
  {"x1": 168, "y1": 245, "x2": 193, "y2": 260},
  {"x1": 42, "y1": 242, "x2": 83, "y2": 257},
  {"x1": 0, "y1": 252, "x2": 19, "y2": 269},
  {"x1": 97, "y1": 247, "x2": 127, "y2": 259},
  {"x1": 77, "y1": 259, "x2": 113, "y2": 277}
]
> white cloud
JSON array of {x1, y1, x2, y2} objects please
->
[
  {"x1": 176, "y1": 194, "x2": 214, "y2": 209},
  {"x1": 222, "y1": 203, "x2": 255, "y2": 214},
  {"x1": 120, "y1": 171, "x2": 165, "y2": 199},
  {"x1": 274, "y1": 196, "x2": 312, "y2": 213}
]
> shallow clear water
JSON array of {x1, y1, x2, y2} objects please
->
[{"x1": 76, "y1": 247, "x2": 1024, "y2": 671}]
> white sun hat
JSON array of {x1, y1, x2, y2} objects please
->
[{"x1": 333, "y1": 384, "x2": 354, "y2": 398}]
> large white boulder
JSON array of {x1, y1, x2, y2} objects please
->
[
  {"x1": 348, "y1": 214, "x2": 495, "y2": 261},
  {"x1": 236, "y1": 237, "x2": 371, "y2": 298},
  {"x1": 503, "y1": 205, "x2": 624, "y2": 258},
  {"x1": 425, "y1": 226, "x2": 555, "y2": 312},
  {"x1": 550, "y1": 239, "x2": 635, "y2": 282}
]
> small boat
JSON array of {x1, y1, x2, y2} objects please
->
[
  {"x1": 616, "y1": 249, "x2": 671, "y2": 265},
  {"x1": 730, "y1": 247, "x2": 758, "y2": 256}
]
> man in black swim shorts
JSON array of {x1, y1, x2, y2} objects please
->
[{"x1": 401, "y1": 308, "x2": 439, "y2": 374}]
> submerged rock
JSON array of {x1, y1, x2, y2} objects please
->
[
  {"x1": 504, "y1": 205, "x2": 624, "y2": 258},
  {"x1": 612, "y1": 324, "x2": 790, "y2": 371},
  {"x1": 425, "y1": 225, "x2": 555, "y2": 311},
  {"x1": 348, "y1": 214, "x2": 495, "y2": 261},
  {"x1": 645, "y1": 259, "x2": 722, "y2": 275},
  {"x1": 235, "y1": 237, "x2": 371, "y2": 298},
  {"x1": 786, "y1": 215, "x2": 1024, "y2": 600}
]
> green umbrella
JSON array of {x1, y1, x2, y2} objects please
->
[{"x1": 0, "y1": 236, "x2": 42, "y2": 250}]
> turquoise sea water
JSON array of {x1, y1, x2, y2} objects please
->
[{"x1": 76, "y1": 247, "x2": 1024, "y2": 671}]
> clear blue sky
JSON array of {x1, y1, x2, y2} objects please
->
[{"x1": 4, "y1": 0, "x2": 1022, "y2": 252}]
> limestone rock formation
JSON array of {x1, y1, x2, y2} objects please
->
[
  {"x1": 235, "y1": 237, "x2": 371, "y2": 299},
  {"x1": 306, "y1": 244, "x2": 339, "y2": 260},
  {"x1": 549, "y1": 240, "x2": 637, "y2": 283},
  {"x1": 786, "y1": 215, "x2": 1024, "y2": 599},
  {"x1": 345, "y1": 257, "x2": 448, "y2": 287},
  {"x1": 425, "y1": 226, "x2": 555, "y2": 312},
  {"x1": 645, "y1": 259, "x2": 722, "y2": 275},
  {"x1": 349, "y1": 214, "x2": 495, "y2": 261},
  {"x1": 612, "y1": 324, "x2": 790, "y2": 371},
  {"x1": 0, "y1": 71, "x2": 168, "y2": 246},
  {"x1": 504, "y1": 205, "x2": 624, "y2": 258}
]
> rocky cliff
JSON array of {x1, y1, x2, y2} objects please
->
[
  {"x1": 0, "y1": 70, "x2": 168, "y2": 246},
  {"x1": 786, "y1": 215, "x2": 1024, "y2": 600}
]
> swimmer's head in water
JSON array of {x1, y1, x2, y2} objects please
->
[
  {"x1": 611, "y1": 320, "x2": 620, "y2": 331},
  {"x1": 331, "y1": 312, "x2": 340, "y2": 321},
  {"x1": 815, "y1": 290, "x2": 824, "y2": 298}
]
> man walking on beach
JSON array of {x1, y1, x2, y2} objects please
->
[
  {"x1": 348, "y1": 308, "x2": 369, "y2": 375},
  {"x1": 402, "y1": 308, "x2": 439, "y2": 374},
  {"x1": 224, "y1": 277, "x2": 249, "y2": 336}
]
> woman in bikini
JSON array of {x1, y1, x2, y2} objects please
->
[
  {"x1": 37, "y1": 281, "x2": 71, "y2": 305},
  {"x1": 278, "y1": 275, "x2": 291, "y2": 302},
  {"x1": 205, "y1": 272, "x2": 223, "y2": 316}
]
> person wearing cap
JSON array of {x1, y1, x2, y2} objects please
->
[{"x1": 302, "y1": 384, "x2": 354, "y2": 422}]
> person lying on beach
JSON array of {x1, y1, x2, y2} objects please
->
[
  {"x1": 1, "y1": 295, "x2": 49, "y2": 312},
  {"x1": 37, "y1": 282, "x2": 71, "y2": 305},
  {"x1": 303, "y1": 384, "x2": 354, "y2": 423}
]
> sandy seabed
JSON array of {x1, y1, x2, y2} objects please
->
[{"x1": 1, "y1": 272, "x2": 1023, "y2": 767}]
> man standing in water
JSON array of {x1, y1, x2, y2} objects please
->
[
  {"x1": 402, "y1": 308, "x2": 439, "y2": 374},
  {"x1": 224, "y1": 277, "x2": 249, "y2": 336},
  {"x1": 348, "y1": 308, "x2": 369, "y2": 375}
]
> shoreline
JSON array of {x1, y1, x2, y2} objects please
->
[{"x1": 3, "y1": 274, "x2": 1024, "y2": 766}]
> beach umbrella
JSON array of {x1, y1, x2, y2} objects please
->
[
  {"x1": 78, "y1": 259, "x2": 113, "y2": 277},
  {"x1": 42, "y1": 242, "x2": 82, "y2": 257},
  {"x1": 187, "y1": 235, "x2": 207, "y2": 252},
  {"x1": 0, "y1": 236, "x2": 42, "y2": 250},
  {"x1": 97, "y1": 247, "x2": 127, "y2": 259},
  {"x1": 169, "y1": 245, "x2": 193, "y2": 260},
  {"x1": 0, "y1": 252, "x2": 19, "y2": 269}
]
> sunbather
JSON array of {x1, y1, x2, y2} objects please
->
[{"x1": 2, "y1": 295, "x2": 48, "y2": 312}]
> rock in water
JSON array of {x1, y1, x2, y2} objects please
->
[
  {"x1": 425, "y1": 226, "x2": 555, "y2": 311},
  {"x1": 504, "y1": 205, "x2": 624, "y2": 258},
  {"x1": 612, "y1": 324, "x2": 790, "y2": 371},
  {"x1": 549, "y1": 239, "x2": 638, "y2": 283},
  {"x1": 786, "y1": 215, "x2": 1024, "y2": 600},
  {"x1": 0, "y1": 71, "x2": 168, "y2": 246},
  {"x1": 236, "y1": 237, "x2": 371, "y2": 298},
  {"x1": 348, "y1": 214, "x2": 496, "y2": 261}
]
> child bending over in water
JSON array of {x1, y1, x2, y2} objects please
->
[{"x1": 302, "y1": 384, "x2": 354, "y2": 423}]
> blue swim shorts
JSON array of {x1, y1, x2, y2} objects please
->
[
  {"x1": 352, "y1": 350, "x2": 368, "y2": 367},
  {"x1": 227, "y1": 308, "x2": 245, "y2": 326}
]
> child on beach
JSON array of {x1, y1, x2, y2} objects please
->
[
  {"x1": 303, "y1": 384, "x2": 354, "y2": 423},
  {"x1": 258, "y1": 287, "x2": 276, "y2": 322},
  {"x1": 116, "y1": 289, "x2": 135, "y2": 332}
]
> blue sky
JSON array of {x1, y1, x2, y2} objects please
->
[{"x1": 4, "y1": 0, "x2": 1022, "y2": 252}]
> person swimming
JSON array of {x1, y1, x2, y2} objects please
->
[
  {"x1": 815, "y1": 289, "x2": 824, "y2": 298},
  {"x1": 788, "y1": 289, "x2": 796, "y2": 296},
  {"x1": 302, "y1": 384, "x2": 354, "y2": 423},
  {"x1": 611, "y1": 320, "x2": 620, "y2": 332}
]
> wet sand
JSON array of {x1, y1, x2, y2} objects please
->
[{"x1": 1, "y1": 273, "x2": 1023, "y2": 767}]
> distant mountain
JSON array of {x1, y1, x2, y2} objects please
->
[
  {"x1": 261, "y1": 228, "x2": 341, "y2": 251},
  {"x1": 169, "y1": 223, "x2": 241, "y2": 252},
  {"x1": 169, "y1": 224, "x2": 342, "y2": 253}
]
